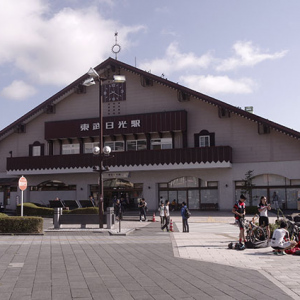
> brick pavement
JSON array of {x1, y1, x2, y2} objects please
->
[{"x1": 0, "y1": 212, "x2": 297, "y2": 300}]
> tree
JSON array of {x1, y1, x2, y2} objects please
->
[{"x1": 241, "y1": 170, "x2": 255, "y2": 206}]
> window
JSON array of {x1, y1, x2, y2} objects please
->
[
  {"x1": 194, "y1": 130, "x2": 215, "y2": 147},
  {"x1": 199, "y1": 135, "x2": 210, "y2": 147},
  {"x1": 29, "y1": 141, "x2": 44, "y2": 157},
  {"x1": 84, "y1": 142, "x2": 98, "y2": 154},
  {"x1": 62, "y1": 144, "x2": 80, "y2": 155},
  {"x1": 168, "y1": 177, "x2": 199, "y2": 188},
  {"x1": 127, "y1": 140, "x2": 147, "y2": 151},
  {"x1": 151, "y1": 138, "x2": 172, "y2": 150},
  {"x1": 32, "y1": 146, "x2": 41, "y2": 156},
  {"x1": 104, "y1": 141, "x2": 124, "y2": 152},
  {"x1": 31, "y1": 180, "x2": 76, "y2": 191}
]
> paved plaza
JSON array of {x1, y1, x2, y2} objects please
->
[{"x1": 0, "y1": 212, "x2": 299, "y2": 299}]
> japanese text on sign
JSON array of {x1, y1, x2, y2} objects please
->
[{"x1": 80, "y1": 120, "x2": 141, "y2": 131}]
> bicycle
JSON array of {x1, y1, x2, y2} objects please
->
[
  {"x1": 241, "y1": 215, "x2": 267, "y2": 243},
  {"x1": 274, "y1": 208, "x2": 299, "y2": 242},
  {"x1": 283, "y1": 218, "x2": 300, "y2": 242}
]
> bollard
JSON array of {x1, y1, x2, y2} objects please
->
[
  {"x1": 53, "y1": 207, "x2": 62, "y2": 229},
  {"x1": 106, "y1": 207, "x2": 114, "y2": 229}
]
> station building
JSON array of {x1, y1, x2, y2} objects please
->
[{"x1": 1, "y1": 57, "x2": 300, "y2": 211}]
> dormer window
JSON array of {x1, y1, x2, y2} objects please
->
[
  {"x1": 199, "y1": 135, "x2": 210, "y2": 147},
  {"x1": 194, "y1": 130, "x2": 215, "y2": 147},
  {"x1": 29, "y1": 141, "x2": 44, "y2": 157}
]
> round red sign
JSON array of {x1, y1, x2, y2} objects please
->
[{"x1": 18, "y1": 176, "x2": 27, "y2": 191}]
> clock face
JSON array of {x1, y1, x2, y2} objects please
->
[{"x1": 103, "y1": 82, "x2": 126, "y2": 102}]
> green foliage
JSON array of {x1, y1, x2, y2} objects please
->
[
  {"x1": 66, "y1": 207, "x2": 99, "y2": 215},
  {"x1": 270, "y1": 222, "x2": 279, "y2": 237},
  {"x1": 16, "y1": 203, "x2": 53, "y2": 217},
  {"x1": 241, "y1": 170, "x2": 255, "y2": 206},
  {"x1": 0, "y1": 212, "x2": 8, "y2": 218},
  {"x1": 241, "y1": 170, "x2": 254, "y2": 195},
  {"x1": 0, "y1": 216, "x2": 43, "y2": 234}
]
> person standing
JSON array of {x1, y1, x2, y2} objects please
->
[
  {"x1": 158, "y1": 201, "x2": 165, "y2": 226},
  {"x1": 232, "y1": 194, "x2": 246, "y2": 245},
  {"x1": 138, "y1": 198, "x2": 147, "y2": 222},
  {"x1": 161, "y1": 200, "x2": 170, "y2": 232},
  {"x1": 89, "y1": 195, "x2": 95, "y2": 206},
  {"x1": 272, "y1": 192, "x2": 279, "y2": 211},
  {"x1": 257, "y1": 196, "x2": 271, "y2": 239},
  {"x1": 181, "y1": 202, "x2": 189, "y2": 232},
  {"x1": 115, "y1": 199, "x2": 122, "y2": 221}
]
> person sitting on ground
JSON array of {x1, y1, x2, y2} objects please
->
[{"x1": 271, "y1": 220, "x2": 297, "y2": 255}]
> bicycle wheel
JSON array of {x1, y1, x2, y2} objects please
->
[{"x1": 252, "y1": 227, "x2": 266, "y2": 241}]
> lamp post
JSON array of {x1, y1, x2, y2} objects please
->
[{"x1": 83, "y1": 68, "x2": 125, "y2": 228}]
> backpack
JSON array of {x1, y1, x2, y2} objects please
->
[
  {"x1": 245, "y1": 239, "x2": 268, "y2": 249},
  {"x1": 228, "y1": 242, "x2": 245, "y2": 250},
  {"x1": 184, "y1": 207, "x2": 191, "y2": 218}
]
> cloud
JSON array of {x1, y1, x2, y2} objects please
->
[
  {"x1": 1, "y1": 80, "x2": 37, "y2": 100},
  {"x1": 139, "y1": 42, "x2": 213, "y2": 74},
  {"x1": 216, "y1": 41, "x2": 288, "y2": 71},
  {"x1": 180, "y1": 75, "x2": 256, "y2": 95},
  {"x1": 0, "y1": 0, "x2": 144, "y2": 88}
]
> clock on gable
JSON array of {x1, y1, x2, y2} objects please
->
[{"x1": 103, "y1": 82, "x2": 126, "y2": 102}]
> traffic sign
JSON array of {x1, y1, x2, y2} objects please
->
[{"x1": 18, "y1": 176, "x2": 27, "y2": 191}]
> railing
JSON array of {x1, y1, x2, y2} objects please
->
[{"x1": 7, "y1": 146, "x2": 232, "y2": 171}]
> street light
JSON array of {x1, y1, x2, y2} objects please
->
[{"x1": 83, "y1": 67, "x2": 126, "y2": 228}]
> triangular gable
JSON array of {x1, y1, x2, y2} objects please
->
[{"x1": 1, "y1": 57, "x2": 300, "y2": 141}]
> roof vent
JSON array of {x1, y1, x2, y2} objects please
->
[
  {"x1": 218, "y1": 107, "x2": 231, "y2": 118},
  {"x1": 245, "y1": 106, "x2": 253, "y2": 113},
  {"x1": 258, "y1": 123, "x2": 270, "y2": 134},
  {"x1": 75, "y1": 84, "x2": 86, "y2": 94},
  {"x1": 177, "y1": 91, "x2": 190, "y2": 102},
  {"x1": 140, "y1": 75, "x2": 153, "y2": 87},
  {"x1": 44, "y1": 104, "x2": 56, "y2": 114},
  {"x1": 14, "y1": 124, "x2": 26, "y2": 134}
]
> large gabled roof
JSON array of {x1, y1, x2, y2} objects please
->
[{"x1": 1, "y1": 57, "x2": 300, "y2": 141}]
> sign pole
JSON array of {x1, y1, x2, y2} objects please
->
[
  {"x1": 21, "y1": 190, "x2": 24, "y2": 217},
  {"x1": 18, "y1": 176, "x2": 27, "y2": 217}
]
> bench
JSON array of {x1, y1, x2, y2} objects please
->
[
  {"x1": 79, "y1": 200, "x2": 95, "y2": 208},
  {"x1": 53, "y1": 207, "x2": 115, "y2": 229},
  {"x1": 63, "y1": 200, "x2": 80, "y2": 210},
  {"x1": 200, "y1": 203, "x2": 219, "y2": 210},
  {"x1": 49, "y1": 200, "x2": 65, "y2": 208}
]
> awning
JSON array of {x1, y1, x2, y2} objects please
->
[{"x1": 0, "y1": 178, "x2": 19, "y2": 186}]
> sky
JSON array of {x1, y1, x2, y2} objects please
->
[{"x1": 1, "y1": 0, "x2": 300, "y2": 132}]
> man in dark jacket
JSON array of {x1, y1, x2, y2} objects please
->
[
  {"x1": 181, "y1": 202, "x2": 189, "y2": 232},
  {"x1": 138, "y1": 198, "x2": 147, "y2": 222}
]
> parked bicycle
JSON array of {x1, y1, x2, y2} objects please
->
[
  {"x1": 275, "y1": 208, "x2": 300, "y2": 242},
  {"x1": 241, "y1": 215, "x2": 267, "y2": 243}
]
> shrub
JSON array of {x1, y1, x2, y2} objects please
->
[
  {"x1": 0, "y1": 216, "x2": 43, "y2": 234},
  {"x1": 66, "y1": 207, "x2": 99, "y2": 215},
  {"x1": 0, "y1": 212, "x2": 8, "y2": 218},
  {"x1": 270, "y1": 222, "x2": 279, "y2": 237},
  {"x1": 16, "y1": 203, "x2": 53, "y2": 217}
]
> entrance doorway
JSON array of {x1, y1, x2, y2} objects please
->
[{"x1": 90, "y1": 179, "x2": 143, "y2": 210}]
